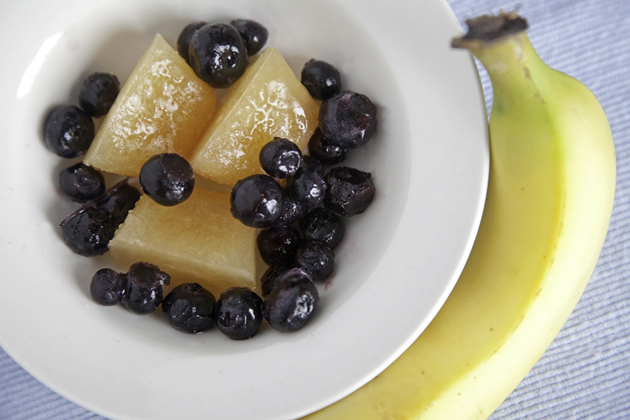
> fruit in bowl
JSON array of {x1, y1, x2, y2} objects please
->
[
  {"x1": 46, "y1": 15, "x2": 380, "y2": 342},
  {"x1": 83, "y1": 34, "x2": 216, "y2": 177},
  {"x1": 190, "y1": 46, "x2": 319, "y2": 186}
]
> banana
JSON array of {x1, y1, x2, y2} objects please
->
[{"x1": 303, "y1": 12, "x2": 616, "y2": 420}]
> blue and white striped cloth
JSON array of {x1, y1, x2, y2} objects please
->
[{"x1": 2, "y1": 0, "x2": 629, "y2": 418}]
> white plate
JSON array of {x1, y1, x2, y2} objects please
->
[{"x1": 0, "y1": 0, "x2": 488, "y2": 419}]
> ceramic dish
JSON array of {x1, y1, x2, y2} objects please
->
[{"x1": 0, "y1": 0, "x2": 488, "y2": 418}]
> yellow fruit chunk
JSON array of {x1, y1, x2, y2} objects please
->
[
  {"x1": 84, "y1": 34, "x2": 216, "y2": 177},
  {"x1": 190, "y1": 47, "x2": 319, "y2": 186},
  {"x1": 109, "y1": 188, "x2": 257, "y2": 295}
]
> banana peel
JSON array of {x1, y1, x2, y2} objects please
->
[{"x1": 303, "y1": 12, "x2": 615, "y2": 420}]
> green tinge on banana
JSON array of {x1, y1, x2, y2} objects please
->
[{"x1": 304, "y1": 12, "x2": 616, "y2": 420}]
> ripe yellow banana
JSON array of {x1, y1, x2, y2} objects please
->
[{"x1": 303, "y1": 12, "x2": 616, "y2": 420}]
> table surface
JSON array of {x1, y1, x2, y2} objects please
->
[{"x1": 2, "y1": 0, "x2": 629, "y2": 419}]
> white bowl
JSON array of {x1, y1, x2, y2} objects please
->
[{"x1": 0, "y1": 0, "x2": 488, "y2": 419}]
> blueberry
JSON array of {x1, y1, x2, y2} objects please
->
[
  {"x1": 59, "y1": 207, "x2": 116, "y2": 257},
  {"x1": 177, "y1": 21, "x2": 207, "y2": 65},
  {"x1": 93, "y1": 180, "x2": 141, "y2": 226},
  {"x1": 289, "y1": 156, "x2": 327, "y2": 210},
  {"x1": 121, "y1": 262, "x2": 170, "y2": 315},
  {"x1": 162, "y1": 283, "x2": 216, "y2": 333},
  {"x1": 302, "y1": 155, "x2": 324, "y2": 176},
  {"x1": 78, "y1": 72, "x2": 120, "y2": 117},
  {"x1": 189, "y1": 23, "x2": 249, "y2": 88},
  {"x1": 259, "y1": 137, "x2": 303, "y2": 179},
  {"x1": 271, "y1": 187, "x2": 307, "y2": 227},
  {"x1": 229, "y1": 19, "x2": 268, "y2": 56},
  {"x1": 58, "y1": 163, "x2": 105, "y2": 203},
  {"x1": 59, "y1": 179, "x2": 141, "y2": 256},
  {"x1": 295, "y1": 241, "x2": 335, "y2": 281},
  {"x1": 319, "y1": 91, "x2": 377, "y2": 149},
  {"x1": 90, "y1": 268, "x2": 126, "y2": 306},
  {"x1": 324, "y1": 166, "x2": 376, "y2": 216},
  {"x1": 139, "y1": 153, "x2": 195, "y2": 206},
  {"x1": 299, "y1": 208, "x2": 345, "y2": 249},
  {"x1": 260, "y1": 264, "x2": 291, "y2": 298},
  {"x1": 308, "y1": 128, "x2": 347, "y2": 165},
  {"x1": 262, "y1": 268, "x2": 319, "y2": 332},
  {"x1": 257, "y1": 226, "x2": 301, "y2": 266},
  {"x1": 301, "y1": 59, "x2": 341, "y2": 100},
  {"x1": 215, "y1": 287, "x2": 264, "y2": 340},
  {"x1": 230, "y1": 174, "x2": 283, "y2": 228},
  {"x1": 43, "y1": 105, "x2": 94, "y2": 158}
]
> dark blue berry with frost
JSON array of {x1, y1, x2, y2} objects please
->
[
  {"x1": 215, "y1": 287, "x2": 263, "y2": 340},
  {"x1": 59, "y1": 163, "x2": 105, "y2": 203},
  {"x1": 230, "y1": 19, "x2": 268, "y2": 56},
  {"x1": 263, "y1": 268, "x2": 319, "y2": 332},
  {"x1": 162, "y1": 283, "x2": 216, "y2": 333},
  {"x1": 44, "y1": 105, "x2": 94, "y2": 158},
  {"x1": 319, "y1": 91, "x2": 377, "y2": 149},
  {"x1": 230, "y1": 174, "x2": 283, "y2": 228},
  {"x1": 78, "y1": 72, "x2": 120, "y2": 117}
]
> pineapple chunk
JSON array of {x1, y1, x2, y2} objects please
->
[
  {"x1": 84, "y1": 34, "x2": 216, "y2": 177},
  {"x1": 109, "y1": 188, "x2": 257, "y2": 295},
  {"x1": 190, "y1": 47, "x2": 319, "y2": 186}
]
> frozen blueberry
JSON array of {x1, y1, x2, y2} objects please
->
[
  {"x1": 93, "y1": 180, "x2": 141, "y2": 226},
  {"x1": 319, "y1": 91, "x2": 377, "y2": 149},
  {"x1": 289, "y1": 156, "x2": 327, "y2": 210},
  {"x1": 324, "y1": 166, "x2": 376, "y2": 216},
  {"x1": 215, "y1": 287, "x2": 263, "y2": 340},
  {"x1": 307, "y1": 128, "x2": 347, "y2": 165},
  {"x1": 259, "y1": 137, "x2": 303, "y2": 179},
  {"x1": 44, "y1": 105, "x2": 94, "y2": 158},
  {"x1": 301, "y1": 59, "x2": 341, "y2": 100},
  {"x1": 121, "y1": 262, "x2": 170, "y2": 315},
  {"x1": 78, "y1": 72, "x2": 120, "y2": 117},
  {"x1": 230, "y1": 174, "x2": 283, "y2": 228},
  {"x1": 189, "y1": 23, "x2": 249, "y2": 88},
  {"x1": 90, "y1": 268, "x2": 126, "y2": 306},
  {"x1": 59, "y1": 207, "x2": 116, "y2": 257},
  {"x1": 263, "y1": 268, "x2": 319, "y2": 332},
  {"x1": 139, "y1": 153, "x2": 195, "y2": 206},
  {"x1": 295, "y1": 241, "x2": 335, "y2": 281},
  {"x1": 177, "y1": 21, "x2": 207, "y2": 64},
  {"x1": 58, "y1": 163, "x2": 105, "y2": 203},
  {"x1": 257, "y1": 226, "x2": 301, "y2": 266},
  {"x1": 299, "y1": 208, "x2": 345, "y2": 249},
  {"x1": 229, "y1": 19, "x2": 268, "y2": 56},
  {"x1": 59, "y1": 179, "x2": 140, "y2": 256},
  {"x1": 162, "y1": 283, "x2": 216, "y2": 333},
  {"x1": 271, "y1": 187, "x2": 307, "y2": 227},
  {"x1": 260, "y1": 264, "x2": 291, "y2": 298}
]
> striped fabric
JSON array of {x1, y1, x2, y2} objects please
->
[{"x1": 1, "y1": 0, "x2": 628, "y2": 419}]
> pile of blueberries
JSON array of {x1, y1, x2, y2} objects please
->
[
  {"x1": 227, "y1": 30, "x2": 378, "y2": 338},
  {"x1": 43, "y1": 18, "x2": 378, "y2": 341},
  {"x1": 91, "y1": 262, "x2": 267, "y2": 340},
  {"x1": 43, "y1": 70, "x2": 143, "y2": 257}
]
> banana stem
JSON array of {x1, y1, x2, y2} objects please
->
[
  {"x1": 452, "y1": 13, "x2": 552, "y2": 117},
  {"x1": 451, "y1": 11, "x2": 528, "y2": 49}
]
